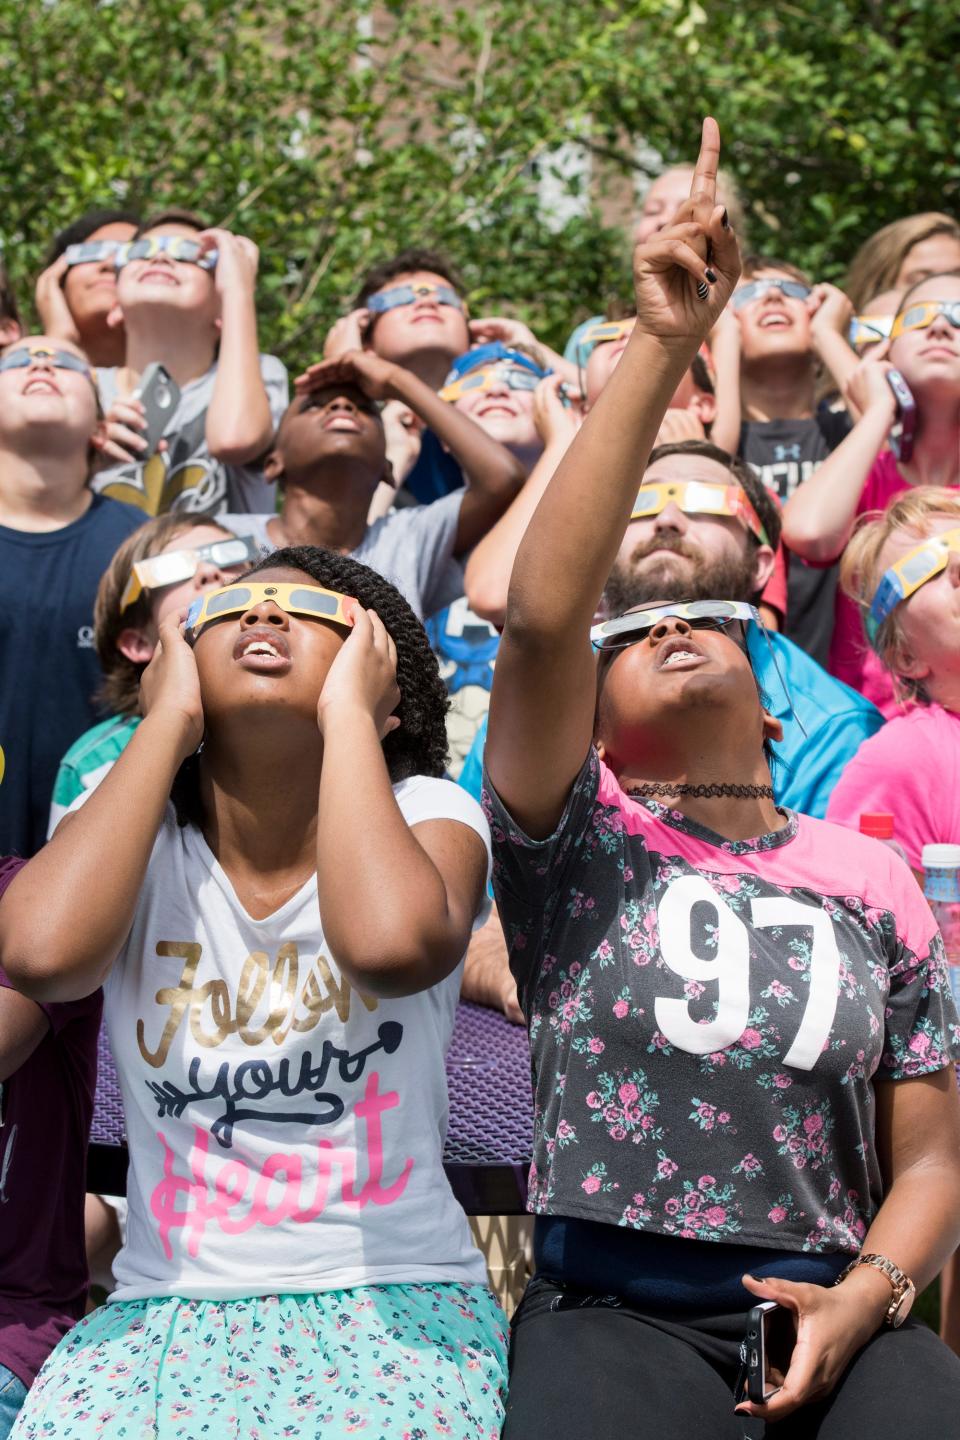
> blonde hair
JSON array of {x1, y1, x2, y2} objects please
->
[
  {"x1": 844, "y1": 213, "x2": 960, "y2": 315},
  {"x1": 840, "y1": 487, "x2": 960, "y2": 704},
  {"x1": 95, "y1": 513, "x2": 233, "y2": 717}
]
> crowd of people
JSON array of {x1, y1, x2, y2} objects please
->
[{"x1": 1, "y1": 117, "x2": 960, "y2": 1436}]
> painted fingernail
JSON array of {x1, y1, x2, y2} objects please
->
[
  {"x1": 696, "y1": 280, "x2": 710, "y2": 302},
  {"x1": 705, "y1": 268, "x2": 718, "y2": 284},
  {"x1": 721, "y1": 208, "x2": 730, "y2": 229}
]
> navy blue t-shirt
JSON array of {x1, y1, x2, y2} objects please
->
[
  {"x1": 0, "y1": 493, "x2": 142, "y2": 857},
  {"x1": 405, "y1": 428, "x2": 464, "y2": 505}
]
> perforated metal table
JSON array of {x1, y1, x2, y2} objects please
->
[{"x1": 88, "y1": 1001, "x2": 533, "y2": 1215}]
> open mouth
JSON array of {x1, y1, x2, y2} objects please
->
[
  {"x1": 233, "y1": 629, "x2": 292, "y2": 672},
  {"x1": 322, "y1": 414, "x2": 361, "y2": 432},
  {"x1": 759, "y1": 312, "x2": 791, "y2": 329},
  {"x1": 23, "y1": 377, "x2": 60, "y2": 396},
  {"x1": 655, "y1": 635, "x2": 708, "y2": 671}
]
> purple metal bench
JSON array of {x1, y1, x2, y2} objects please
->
[{"x1": 88, "y1": 1000, "x2": 533, "y2": 1215}]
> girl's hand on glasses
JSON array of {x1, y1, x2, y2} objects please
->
[
  {"x1": 533, "y1": 372, "x2": 582, "y2": 448},
  {"x1": 317, "y1": 605, "x2": 401, "y2": 742},
  {"x1": 808, "y1": 283, "x2": 854, "y2": 343},
  {"x1": 139, "y1": 610, "x2": 204, "y2": 762},
  {"x1": 842, "y1": 345, "x2": 897, "y2": 424}
]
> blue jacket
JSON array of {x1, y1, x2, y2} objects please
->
[{"x1": 458, "y1": 628, "x2": 883, "y2": 820}]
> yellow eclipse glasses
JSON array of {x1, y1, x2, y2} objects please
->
[
  {"x1": 890, "y1": 300, "x2": 960, "y2": 341},
  {"x1": 848, "y1": 313, "x2": 895, "y2": 348},
  {"x1": 184, "y1": 581, "x2": 355, "y2": 642},
  {"x1": 630, "y1": 481, "x2": 770, "y2": 547},
  {"x1": 580, "y1": 319, "x2": 635, "y2": 348},
  {"x1": 867, "y1": 526, "x2": 960, "y2": 643}
]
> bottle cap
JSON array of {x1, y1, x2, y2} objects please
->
[
  {"x1": 860, "y1": 813, "x2": 894, "y2": 839},
  {"x1": 922, "y1": 844, "x2": 960, "y2": 869}
]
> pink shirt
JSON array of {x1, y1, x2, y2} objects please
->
[
  {"x1": 828, "y1": 451, "x2": 910, "y2": 717},
  {"x1": 826, "y1": 704, "x2": 960, "y2": 871}
]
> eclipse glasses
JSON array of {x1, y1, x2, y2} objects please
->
[
  {"x1": 120, "y1": 536, "x2": 261, "y2": 614},
  {"x1": 867, "y1": 526, "x2": 960, "y2": 643},
  {"x1": 184, "y1": 581, "x2": 355, "y2": 643}
]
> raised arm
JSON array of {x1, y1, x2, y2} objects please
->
[
  {"x1": 781, "y1": 351, "x2": 895, "y2": 561},
  {"x1": 485, "y1": 118, "x2": 741, "y2": 838},
  {"x1": 0, "y1": 613, "x2": 203, "y2": 1002},
  {"x1": 204, "y1": 230, "x2": 276, "y2": 464},
  {"x1": 464, "y1": 373, "x2": 581, "y2": 627}
]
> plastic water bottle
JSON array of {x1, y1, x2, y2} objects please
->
[
  {"x1": 922, "y1": 844, "x2": 960, "y2": 1010},
  {"x1": 859, "y1": 813, "x2": 909, "y2": 865}
]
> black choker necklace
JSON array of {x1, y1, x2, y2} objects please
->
[{"x1": 626, "y1": 781, "x2": 775, "y2": 801}]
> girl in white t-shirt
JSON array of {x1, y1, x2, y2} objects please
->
[{"x1": 0, "y1": 546, "x2": 507, "y2": 1439}]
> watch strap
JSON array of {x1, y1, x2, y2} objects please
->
[{"x1": 835, "y1": 1253, "x2": 914, "y2": 1324}]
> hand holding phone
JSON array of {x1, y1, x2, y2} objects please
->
[
  {"x1": 136, "y1": 363, "x2": 180, "y2": 456},
  {"x1": 743, "y1": 1300, "x2": 795, "y2": 1404},
  {"x1": 886, "y1": 368, "x2": 916, "y2": 464}
]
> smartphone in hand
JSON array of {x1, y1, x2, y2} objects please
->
[
  {"x1": 886, "y1": 369, "x2": 917, "y2": 464},
  {"x1": 135, "y1": 363, "x2": 180, "y2": 456},
  {"x1": 743, "y1": 1300, "x2": 795, "y2": 1404}
]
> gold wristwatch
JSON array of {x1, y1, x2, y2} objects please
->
[{"x1": 835, "y1": 1252, "x2": 916, "y2": 1328}]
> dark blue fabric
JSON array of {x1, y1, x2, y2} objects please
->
[
  {"x1": 535, "y1": 1214, "x2": 847, "y2": 1314},
  {"x1": 404, "y1": 428, "x2": 464, "y2": 505},
  {"x1": 0, "y1": 494, "x2": 142, "y2": 857}
]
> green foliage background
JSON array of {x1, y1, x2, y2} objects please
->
[{"x1": 2, "y1": 0, "x2": 958, "y2": 369}]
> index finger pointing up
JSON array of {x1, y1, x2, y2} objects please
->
[{"x1": 689, "y1": 116, "x2": 721, "y2": 206}]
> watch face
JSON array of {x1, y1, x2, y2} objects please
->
[{"x1": 891, "y1": 1283, "x2": 916, "y2": 1328}]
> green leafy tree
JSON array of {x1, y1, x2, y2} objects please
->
[{"x1": 1, "y1": 0, "x2": 957, "y2": 369}]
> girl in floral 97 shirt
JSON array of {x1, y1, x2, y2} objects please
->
[{"x1": 484, "y1": 119, "x2": 960, "y2": 1439}]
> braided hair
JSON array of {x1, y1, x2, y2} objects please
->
[{"x1": 171, "y1": 545, "x2": 449, "y2": 826}]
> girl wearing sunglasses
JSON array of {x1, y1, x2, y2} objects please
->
[
  {"x1": 0, "y1": 547, "x2": 507, "y2": 1437},
  {"x1": 484, "y1": 121, "x2": 960, "y2": 1438},
  {"x1": 782, "y1": 271, "x2": 960, "y2": 714}
]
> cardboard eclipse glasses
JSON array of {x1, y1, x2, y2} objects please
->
[
  {"x1": 114, "y1": 236, "x2": 218, "y2": 271},
  {"x1": 889, "y1": 300, "x2": 960, "y2": 341},
  {"x1": 440, "y1": 362, "x2": 542, "y2": 403},
  {"x1": 184, "y1": 581, "x2": 355, "y2": 643},
  {"x1": 120, "y1": 536, "x2": 262, "y2": 614},
  {"x1": 367, "y1": 282, "x2": 464, "y2": 315},
  {"x1": 0, "y1": 344, "x2": 96, "y2": 388},
  {"x1": 732, "y1": 278, "x2": 811, "y2": 311},
  {"x1": 867, "y1": 526, "x2": 960, "y2": 643},
  {"x1": 630, "y1": 481, "x2": 770, "y2": 547},
  {"x1": 590, "y1": 599, "x2": 760, "y2": 651}
]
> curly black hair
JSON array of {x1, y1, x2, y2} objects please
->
[{"x1": 171, "y1": 545, "x2": 450, "y2": 826}]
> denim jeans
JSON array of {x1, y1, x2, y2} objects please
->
[{"x1": 0, "y1": 1363, "x2": 27, "y2": 1439}]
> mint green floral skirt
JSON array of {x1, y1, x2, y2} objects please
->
[{"x1": 12, "y1": 1284, "x2": 507, "y2": 1439}]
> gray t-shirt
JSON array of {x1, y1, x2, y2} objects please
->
[
  {"x1": 221, "y1": 489, "x2": 465, "y2": 622},
  {"x1": 91, "y1": 355, "x2": 288, "y2": 517}
]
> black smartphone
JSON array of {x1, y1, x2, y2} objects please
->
[
  {"x1": 136, "y1": 362, "x2": 180, "y2": 456},
  {"x1": 744, "y1": 1301, "x2": 795, "y2": 1404},
  {"x1": 886, "y1": 368, "x2": 916, "y2": 464}
]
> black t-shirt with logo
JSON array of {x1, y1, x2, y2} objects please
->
[
  {"x1": 0, "y1": 494, "x2": 142, "y2": 857},
  {"x1": 740, "y1": 412, "x2": 851, "y2": 667}
]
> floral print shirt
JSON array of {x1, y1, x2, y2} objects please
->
[{"x1": 483, "y1": 749, "x2": 960, "y2": 1256}]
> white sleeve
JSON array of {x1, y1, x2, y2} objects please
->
[{"x1": 395, "y1": 775, "x2": 492, "y2": 929}]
